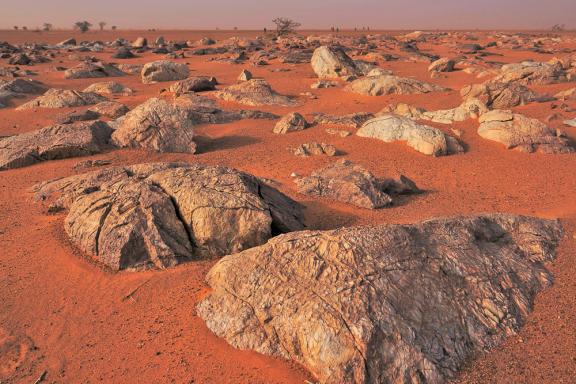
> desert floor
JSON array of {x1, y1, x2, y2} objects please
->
[{"x1": 1, "y1": 30, "x2": 575, "y2": 383}]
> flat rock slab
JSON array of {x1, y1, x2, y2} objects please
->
[
  {"x1": 198, "y1": 214, "x2": 562, "y2": 384},
  {"x1": 33, "y1": 163, "x2": 305, "y2": 271},
  {"x1": 0, "y1": 121, "x2": 112, "y2": 170}
]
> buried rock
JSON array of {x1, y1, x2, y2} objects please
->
[
  {"x1": 214, "y1": 79, "x2": 296, "y2": 106},
  {"x1": 16, "y1": 88, "x2": 107, "y2": 110},
  {"x1": 34, "y1": 163, "x2": 305, "y2": 270},
  {"x1": 197, "y1": 214, "x2": 563, "y2": 384},
  {"x1": 357, "y1": 115, "x2": 464, "y2": 156},
  {"x1": 294, "y1": 159, "x2": 420, "y2": 209},
  {"x1": 478, "y1": 110, "x2": 574, "y2": 153},
  {"x1": 0, "y1": 121, "x2": 112, "y2": 170}
]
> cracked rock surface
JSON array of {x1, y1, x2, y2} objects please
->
[
  {"x1": 346, "y1": 74, "x2": 448, "y2": 96},
  {"x1": 197, "y1": 214, "x2": 562, "y2": 384},
  {"x1": 33, "y1": 162, "x2": 305, "y2": 270},
  {"x1": 214, "y1": 79, "x2": 296, "y2": 106}
]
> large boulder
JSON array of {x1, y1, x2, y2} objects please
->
[
  {"x1": 346, "y1": 74, "x2": 448, "y2": 96},
  {"x1": 198, "y1": 214, "x2": 563, "y2": 384},
  {"x1": 33, "y1": 163, "x2": 305, "y2": 270},
  {"x1": 64, "y1": 62, "x2": 125, "y2": 79},
  {"x1": 141, "y1": 60, "x2": 189, "y2": 84},
  {"x1": 214, "y1": 79, "x2": 296, "y2": 106},
  {"x1": 110, "y1": 98, "x2": 196, "y2": 153},
  {"x1": 0, "y1": 121, "x2": 112, "y2": 170},
  {"x1": 294, "y1": 159, "x2": 420, "y2": 209},
  {"x1": 460, "y1": 81, "x2": 552, "y2": 109},
  {"x1": 16, "y1": 88, "x2": 107, "y2": 110},
  {"x1": 357, "y1": 115, "x2": 464, "y2": 156},
  {"x1": 478, "y1": 110, "x2": 574, "y2": 153},
  {"x1": 311, "y1": 46, "x2": 360, "y2": 79}
]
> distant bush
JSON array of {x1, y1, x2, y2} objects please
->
[
  {"x1": 272, "y1": 18, "x2": 301, "y2": 37},
  {"x1": 74, "y1": 21, "x2": 92, "y2": 33}
]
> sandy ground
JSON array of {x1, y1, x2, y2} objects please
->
[{"x1": 0, "y1": 30, "x2": 575, "y2": 383}]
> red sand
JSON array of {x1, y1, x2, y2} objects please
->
[{"x1": 0, "y1": 30, "x2": 575, "y2": 383}]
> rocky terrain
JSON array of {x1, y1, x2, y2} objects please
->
[{"x1": 0, "y1": 29, "x2": 575, "y2": 384}]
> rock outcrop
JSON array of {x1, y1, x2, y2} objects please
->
[
  {"x1": 214, "y1": 79, "x2": 296, "y2": 106},
  {"x1": 478, "y1": 110, "x2": 574, "y2": 153},
  {"x1": 346, "y1": 74, "x2": 448, "y2": 96},
  {"x1": 141, "y1": 60, "x2": 189, "y2": 84},
  {"x1": 357, "y1": 115, "x2": 464, "y2": 156},
  {"x1": 168, "y1": 76, "x2": 217, "y2": 95},
  {"x1": 294, "y1": 159, "x2": 420, "y2": 208},
  {"x1": 83, "y1": 81, "x2": 133, "y2": 96},
  {"x1": 0, "y1": 121, "x2": 112, "y2": 170},
  {"x1": 491, "y1": 61, "x2": 569, "y2": 85},
  {"x1": 460, "y1": 82, "x2": 552, "y2": 109},
  {"x1": 33, "y1": 163, "x2": 305, "y2": 270},
  {"x1": 311, "y1": 46, "x2": 360, "y2": 79},
  {"x1": 16, "y1": 88, "x2": 107, "y2": 110},
  {"x1": 198, "y1": 214, "x2": 562, "y2": 384}
]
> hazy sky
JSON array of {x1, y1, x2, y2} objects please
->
[{"x1": 2, "y1": 0, "x2": 575, "y2": 30}]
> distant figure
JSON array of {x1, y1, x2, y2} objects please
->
[{"x1": 264, "y1": 27, "x2": 267, "y2": 33}]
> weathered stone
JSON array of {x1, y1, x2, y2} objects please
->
[
  {"x1": 64, "y1": 62, "x2": 125, "y2": 79},
  {"x1": 312, "y1": 112, "x2": 375, "y2": 128},
  {"x1": 88, "y1": 101, "x2": 130, "y2": 119},
  {"x1": 34, "y1": 163, "x2": 305, "y2": 270},
  {"x1": 478, "y1": 110, "x2": 574, "y2": 153},
  {"x1": 16, "y1": 88, "x2": 107, "y2": 110},
  {"x1": 141, "y1": 60, "x2": 189, "y2": 84},
  {"x1": 492, "y1": 61, "x2": 569, "y2": 85},
  {"x1": 460, "y1": 82, "x2": 552, "y2": 109},
  {"x1": 293, "y1": 142, "x2": 337, "y2": 157},
  {"x1": 238, "y1": 69, "x2": 253, "y2": 82},
  {"x1": 346, "y1": 74, "x2": 448, "y2": 96},
  {"x1": 357, "y1": 115, "x2": 464, "y2": 156},
  {"x1": 83, "y1": 81, "x2": 133, "y2": 95},
  {"x1": 214, "y1": 79, "x2": 296, "y2": 106},
  {"x1": 0, "y1": 121, "x2": 112, "y2": 170},
  {"x1": 311, "y1": 46, "x2": 360, "y2": 79},
  {"x1": 168, "y1": 76, "x2": 217, "y2": 95},
  {"x1": 428, "y1": 57, "x2": 456, "y2": 72},
  {"x1": 198, "y1": 214, "x2": 562, "y2": 384},
  {"x1": 273, "y1": 112, "x2": 308, "y2": 134}
]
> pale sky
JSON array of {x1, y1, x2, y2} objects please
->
[{"x1": 1, "y1": 0, "x2": 575, "y2": 30}]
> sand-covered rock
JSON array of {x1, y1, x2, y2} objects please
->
[
  {"x1": 311, "y1": 46, "x2": 360, "y2": 79},
  {"x1": 294, "y1": 159, "x2": 420, "y2": 208},
  {"x1": 34, "y1": 163, "x2": 304, "y2": 270},
  {"x1": 198, "y1": 214, "x2": 562, "y2": 384},
  {"x1": 111, "y1": 98, "x2": 196, "y2": 153},
  {"x1": 0, "y1": 121, "x2": 112, "y2": 170},
  {"x1": 141, "y1": 60, "x2": 189, "y2": 84},
  {"x1": 478, "y1": 110, "x2": 574, "y2": 153},
  {"x1": 214, "y1": 79, "x2": 296, "y2": 106},
  {"x1": 346, "y1": 74, "x2": 448, "y2": 96},
  {"x1": 357, "y1": 115, "x2": 464, "y2": 156},
  {"x1": 16, "y1": 88, "x2": 107, "y2": 110}
]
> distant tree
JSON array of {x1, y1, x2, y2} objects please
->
[
  {"x1": 13, "y1": 26, "x2": 18, "y2": 30},
  {"x1": 272, "y1": 17, "x2": 301, "y2": 36},
  {"x1": 263, "y1": 27, "x2": 267, "y2": 33},
  {"x1": 111, "y1": 25, "x2": 117, "y2": 30},
  {"x1": 234, "y1": 26, "x2": 238, "y2": 30},
  {"x1": 552, "y1": 24, "x2": 566, "y2": 32},
  {"x1": 42, "y1": 23, "x2": 53, "y2": 32},
  {"x1": 98, "y1": 21, "x2": 106, "y2": 31},
  {"x1": 74, "y1": 21, "x2": 92, "y2": 33},
  {"x1": 22, "y1": 26, "x2": 28, "y2": 31}
]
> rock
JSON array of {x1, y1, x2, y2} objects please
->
[
  {"x1": 34, "y1": 162, "x2": 305, "y2": 270},
  {"x1": 64, "y1": 62, "x2": 125, "y2": 79},
  {"x1": 56, "y1": 109, "x2": 100, "y2": 124},
  {"x1": 214, "y1": 79, "x2": 296, "y2": 106},
  {"x1": 197, "y1": 214, "x2": 561, "y2": 384},
  {"x1": 357, "y1": 115, "x2": 464, "y2": 156},
  {"x1": 132, "y1": 37, "x2": 148, "y2": 48},
  {"x1": 58, "y1": 38, "x2": 77, "y2": 46},
  {"x1": 88, "y1": 101, "x2": 130, "y2": 119},
  {"x1": 238, "y1": 69, "x2": 253, "y2": 82},
  {"x1": 155, "y1": 36, "x2": 166, "y2": 46},
  {"x1": 83, "y1": 81, "x2": 133, "y2": 95},
  {"x1": 460, "y1": 82, "x2": 552, "y2": 109},
  {"x1": 0, "y1": 78, "x2": 44, "y2": 95},
  {"x1": 311, "y1": 46, "x2": 360, "y2": 79},
  {"x1": 294, "y1": 159, "x2": 419, "y2": 208},
  {"x1": 8, "y1": 54, "x2": 30, "y2": 65},
  {"x1": 112, "y1": 47, "x2": 135, "y2": 59},
  {"x1": 111, "y1": 98, "x2": 196, "y2": 153},
  {"x1": 313, "y1": 112, "x2": 375, "y2": 128},
  {"x1": 199, "y1": 37, "x2": 216, "y2": 46},
  {"x1": 428, "y1": 57, "x2": 456, "y2": 72},
  {"x1": 564, "y1": 118, "x2": 576, "y2": 127},
  {"x1": 554, "y1": 87, "x2": 576, "y2": 101},
  {"x1": 492, "y1": 61, "x2": 569, "y2": 85},
  {"x1": 310, "y1": 80, "x2": 337, "y2": 89},
  {"x1": 293, "y1": 142, "x2": 337, "y2": 157},
  {"x1": 273, "y1": 112, "x2": 308, "y2": 134},
  {"x1": 478, "y1": 110, "x2": 574, "y2": 153},
  {"x1": 383, "y1": 98, "x2": 488, "y2": 124},
  {"x1": 326, "y1": 128, "x2": 352, "y2": 137},
  {"x1": 117, "y1": 63, "x2": 143, "y2": 75},
  {"x1": 167, "y1": 76, "x2": 217, "y2": 95},
  {"x1": 141, "y1": 60, "x2": 189, "y2": 84},
  {"x1": 16, "y1": 88, "x2": 107, "y2": 110},
  {"x1": 346, "y1": 74, "x2": 448, "y2": 96},
  {"x1": 0, "y1": 121, "x2": 112, "y2": 170}
]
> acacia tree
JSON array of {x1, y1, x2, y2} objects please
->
[
  {"x1": 74, "y1": 21, "x2": 92, "y2": 33},
  {"x1": 272, "y1": 18, "x2": 301, "y2": 37},
  {"x1": 98, "y1": 21, "x2": 106, "y2": 31},
  {"x1": 111, "y1": 25, "x2": 117, "y2": 30},
  {"x1": 42, "y1": 23, "x2": 53, "y2": 32},
  {"x1": 13, "y1": 26, "x2": 18, "y2": 30}
]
